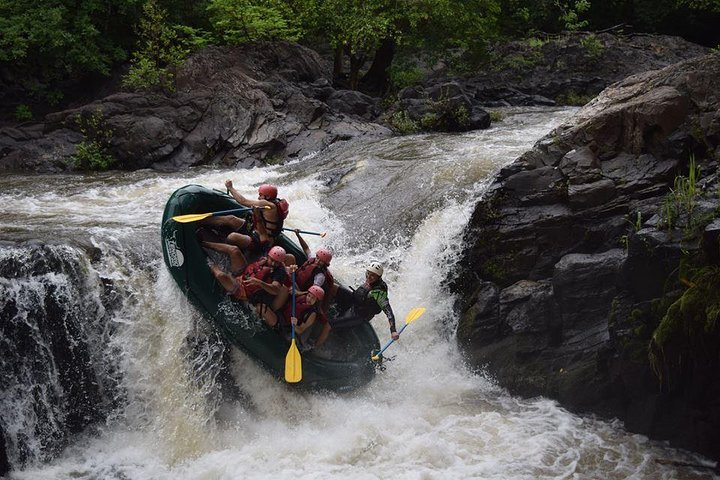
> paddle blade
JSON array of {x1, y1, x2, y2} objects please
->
[
  {"x1": 404, "y1": 307, "x2": 426, "y2": 325},
  {"x1": 172, "y1": 212, "x2": 213, "y2": 223},
  {"x1": 285, "y1": 339, "x2": 302, "y2": 383}
]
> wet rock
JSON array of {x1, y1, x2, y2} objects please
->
[
  {"x1": 0, "y1": 42, "x2": 391, "y2": 172},
  {"x1": 455, "y1": 53, "x2": 720, "y2": 460}
]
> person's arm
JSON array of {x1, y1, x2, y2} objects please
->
[
  {"x1": 294, "y1": 312, "x2": 316, "y2": 334},
  {"x1": 245, "y1": 277, "x2": 284, "y2": 295},
  {"x1": 369, "y1": 289, "x2": 397, "y2": 335},
  {"x1": 226, "y1": 180, "x2": 273, "y2": 209},
  {"x1": 294, "y1": 230, "x2": 311, "y2": 257}
]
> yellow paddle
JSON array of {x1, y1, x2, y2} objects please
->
[
  {"x1": 172, "y1": 206, "x2": 270, "y2": 223},
  {"x1": 285, "y1": 272, "x2": 302, "y2": 383},
  {"x1": 371, "y1": 307, "x2": 426, "y2": 361}
]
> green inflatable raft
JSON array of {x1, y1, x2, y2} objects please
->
[{"x1": 161, "y1": 184, "x2": 380, "y2": 392}]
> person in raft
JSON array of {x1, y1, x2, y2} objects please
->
[
  {"x1": 279, "y1": 285, "x2": 330, "y2": 350},
  {"x1": 332, "y1": 262, "x2": 399, "y2": 341},
  {"x1": 204, "y1": 241, "x2": 290, "y2": 328},
  {"x1": 202, "y1": 180, "x2": 289, "y2": 254},
  {"x1": 291, "y1": 229, "x2": 338, "y2": 308}
]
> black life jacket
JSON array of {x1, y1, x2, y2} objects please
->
[
  {"x1": 352, "y1": 279, "x2": 387, "y2": 317},
  {"x1": 254, "y1": 197, "x2": 289, "y2": 238},
  {"x1": 296, "y1": 258, "x2": 334, "y2": 291}
]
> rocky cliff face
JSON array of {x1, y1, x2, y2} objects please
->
[
  {"x1": 0, "y1": 42, "x2": 390, "y2": 173},
  {"x1": 454, "y1": 53, "x2": 720, "y2": 459}
]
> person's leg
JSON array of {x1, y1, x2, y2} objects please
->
[
  {"x1": 209, "y1": 264, "x2": 238, "y2": 293},
  {"x1": 201, "y1": 215, "x2": 245, "y2": 231},
  {"x1": 271, "y1": 286, "x2": 290, "y2": 312},
  {"x1": 226, "y1": 232, "x2": 252, "y2": 250},
  {"x1": 202, "y1": 241, "x2": 247, "y2": 273},
  {"x1": 256, "y1": 302, "x2": 278, "y2": 327}
]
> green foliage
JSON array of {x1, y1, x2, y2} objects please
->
[
  {"x1": 208, "y1": 0, "x2": 300, "y2": 44},
  {"x1": 649, "y1": 266, "x2": 720, "y2": 387},
  {"x1": 526, "y1": 37, "x2": 547, "y2": 48},
  {"x1": 497, "y1": 50, "x2": 543, "y2": 71},
  {"x1": 555, "y1": 89, "x2": 595, "y2": 106},
  {"x1": 419, "y1": 101, "x2": 470, "y2": 132},
  {"x1": 557, "y1": 0, "x2": 591, "y2": 31},
  {"x1": 387, "y1": 110, "x2": 419, "y2": 134},
  {"x1": 661, "y1": 154, "x2": 700, "y2": 230},
  {"x1": 489, "y1": 110, "x2": 504, "y2": 122},
  {"x1": 388, "y1": 64, "x2": 424, "y2": 92},
  {"x1": 122, "y1": 0, "x2": 196, "y2": 92},
  {"x1": 69, "y1": 109, "x2": 116, "y2": 171},
  {"x1": 580, "y1": 33, "x2": 604, "y2": 58},
  {"x1": 14, "y1": 105, "x2": 33, "y2": 122},
  {"x1": 0, "y1": 0, "x2": 140, "y2": 92}
]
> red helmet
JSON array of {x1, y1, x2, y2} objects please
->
[
  {"x1": 308, "y1": 285, "x2": 325, "y2": 301},
  {"x1": 258, "y1": 183, "x2": 278, "y2": 199},
  {"x1": 316, "y1": 247, "x2": 332, "y2": 265},
  {"x1": 268, "y1": 246, "x2": 286, "y2": 263}
]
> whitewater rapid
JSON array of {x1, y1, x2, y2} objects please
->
[{"x1": 1, "y1": 107, "x2": 716, "y2": 479}]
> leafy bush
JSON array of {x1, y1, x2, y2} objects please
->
[
  {"x1": 388, "y1": 111, "x2": 419, "y2": 134},
  {"x1": 122, "y1": 0, "x2": 202, "y2": 92},
  {"x1": 580, "y1": 33, "x2": 604, "y2": 58},
  {"x1": 388, "y1": 65, "x2": 424, "y2": 92},
  {"x1": 68, "y1": 109, "x2": 116, "y2": 171},
  {"x1": 489, "y1": 110, "x2": 504, "y2": 122},
  {"x1": 14, "y1": 104, "x2": 32, "y2": 121},
  {"x1": 72, "y1": 140, "x2": 116, "y2": 171}
]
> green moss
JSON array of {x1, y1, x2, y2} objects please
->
[{"x1": 649, "y1": 266, "x2": 720, "y2": 386}]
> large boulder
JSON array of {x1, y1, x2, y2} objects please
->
[
  {"x1": 454, "y1": 53, "x2": 720, "y2": 460},
  {"x1": 0, "y1": 43, "x2": 391, "y2": 172}
]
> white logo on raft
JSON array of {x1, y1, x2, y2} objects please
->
[{"x1": 165, "y1": 232, "x2": 185, "y2": 268}]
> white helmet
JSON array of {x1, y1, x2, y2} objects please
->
[{"x1": 366, "y1": 261, "x2": 383, "y2": 277}]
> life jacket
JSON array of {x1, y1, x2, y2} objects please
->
[
  {"x1": 253, "y1": 197, "x2": 289, "y2": 238},
  {"x1": 296, "y1": 258, "x2": 334, "y2": 291},
  {"x1": 232, "y1": 258, "x2": 272, "y2": 300},
  {"x1": 282, "y1": 294, "x2": 319, "y2": 326},
  {"x1": 352, "y1": 279, "x2": 387, "y2": 317}
]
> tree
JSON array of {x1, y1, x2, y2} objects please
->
[
  {"x1": 0, "y1": 0, "x2": 142, "y2": 103},
  {"x1": 207, "y1": 0, "x2": 301, "y2": 44},
  {"x1": 122, "y1": 0, "x2": 198, "y2": 91}
]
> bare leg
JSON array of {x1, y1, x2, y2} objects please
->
[
  {"x1": 209, "y1": 264, "x2": 238, "y2": 293},
  {"x1": 200, "y1": 215, "x2": 246, "y2": 231},
  {"x1": 256, "y1": 303, "x2": 278, "y2": 327},
  {"x1": 202, "y1": 241, "x2": 247, "y2": 273},
  {"x1": 272, "y1": 286, "x2": 290, "y2": 312},
  {"x1": 226, "y1": 232, "x2": 252, "y2": 250},
  {"x1": 285, "y1": 253, "x2": 297, "y2": 266}
]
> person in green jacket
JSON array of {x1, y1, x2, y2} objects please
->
[{"x1": 332, "y1": 261, "x2": 398, "y2": 340}]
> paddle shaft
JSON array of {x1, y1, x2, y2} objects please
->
[
  {"x1": 282, "y1": 227, "x2": 326, "y2": 237},
  {"x1": 374, "y1": 323, "x2": 410, "y2": 358},
  {"x1": 291, "y1": 272, "x2": 296, "y2": 340},
  {"x1": 207, "y1": 207, "x2": 253, "y2": 217}
]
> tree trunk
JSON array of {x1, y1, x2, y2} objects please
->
[
  {"x1": 360, "y1": 38, "x2": 396, "y2": 95},
  {"x1": 333, "y1": 45, "x2": 344, "y2": 79},
  {"x1": 349, "y1": 53, "x2": 365, "y2": 91}
]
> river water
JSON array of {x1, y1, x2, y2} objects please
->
[{"x1": 1, "y1": 107, "x2": 716, "y2": 479}]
